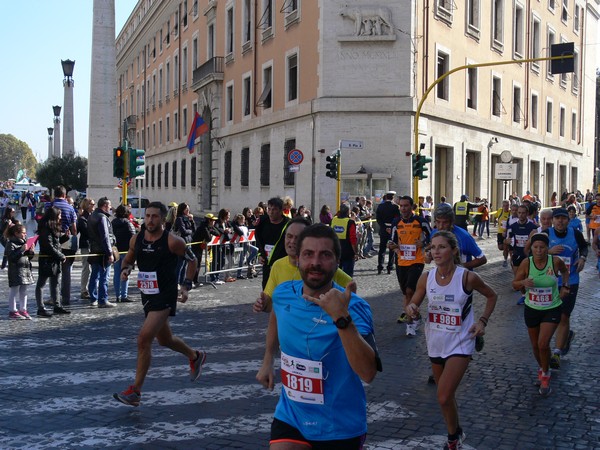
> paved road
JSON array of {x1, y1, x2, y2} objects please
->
[{"x1": 1, "y1": 223, "x2": 599, "y2": 449}]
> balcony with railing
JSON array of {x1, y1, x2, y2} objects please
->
[{"x1": 192, "y1": 56, "x2": 224, "y2": 90}]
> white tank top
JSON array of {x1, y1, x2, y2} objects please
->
[{"x1": 425, "y1": 266, "x2": 475, "y2": 358}]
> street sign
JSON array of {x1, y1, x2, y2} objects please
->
[
  {"x1": 287, "y1": 149, "x2": 304, "y2": 165},
  {"x1": 289, "y1": 165, "x2": 300, "y2": 173},
  {"x1": 495, "y1": 163, "x2": 517, "y2": 180},
  {"x1": 340, "y1": 139, "x2": 363, "y2": 150}
]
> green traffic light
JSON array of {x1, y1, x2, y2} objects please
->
[{"x1": 129, "y1": 148, "x2": 146, "y2": 177}]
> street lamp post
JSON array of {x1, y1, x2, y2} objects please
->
[
  {"x1": 52, "y1": 105, "x2": 61, "y2": 158},
  {"x1": 47, "y1": 127, "x2": 54, "y2": 160},
  {"x1": 61, "y1": 59, "x2": 75, "y2": 156}
]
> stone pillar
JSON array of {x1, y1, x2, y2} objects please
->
[
  {"x1": 87, "y1": 0, "x2": 118, "y2": 204},
  {"x1": 62, "y1": 68, "x2": 75, "y2": 156},
  {"x1": 52, "y1": 105, "x2": 61, "y2": 158}
]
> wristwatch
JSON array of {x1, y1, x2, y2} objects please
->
[{"x1": 334, "y1": 315, "x2": 353, "y2": 329}]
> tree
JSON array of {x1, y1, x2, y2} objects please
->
[
  {"x1": 36, "y1": 155, "x2": 88, "y2": 192},
  {"x1": 0, "y1": 134, "x2": 38, "y2": 181}
]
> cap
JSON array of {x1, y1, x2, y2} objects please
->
[
  {"x1": 460, "y1": 194, "x2": 468, "y2": 201},
  {"x1": 168, "y1": 201, "x2": 178, "y2": 207},
  {"x1": 530, "y1": 233, "x2": 549, "y2": 246},
  {"x1": 552, "y1": 208, "x2": 569, "y2": 218},
  {"x1": 204, "y1": 213, "x2": 217, "y2": 220},
  {"x1": 385, "y1": 191, "x2": 397, "y2": 196}
]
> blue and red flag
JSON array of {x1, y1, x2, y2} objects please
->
[{"x1": 186, "y1": 112, "x2": 209, "y2": 153}]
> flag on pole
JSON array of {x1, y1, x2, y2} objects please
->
[{"x1": 187, "y1": 112, "x2": 209, "y2": 153}]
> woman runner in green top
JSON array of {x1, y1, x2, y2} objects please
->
[{"x1": 513, "y1": 233, "x2": 569, "y2": 396}]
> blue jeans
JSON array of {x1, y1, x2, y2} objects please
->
[
  {"x1": 237, "y1": 243, "x2": 258, "y2": 277},
  {"x1": 89, "y1": 262, "x2": 111, "y2": 304},
  {"x1": 113, "y1": 254, "x2": 129, "y2": 299}
]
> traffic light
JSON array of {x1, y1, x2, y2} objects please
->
[
  {"x1": 325, "y1": 152, "x2": 339, "y2": 180},
  {"x1": 414, "y1": 154, "x2": 433, "y2": 180},
  {"x1": 412, "y1": 154, "x2": 419, "y2": 178},
  {"x1": 128, "y1": 148, "x2": 146, "y2": 178},
  {"x1": 113, "y1": 147, "x2": 125, "y2": 178}
]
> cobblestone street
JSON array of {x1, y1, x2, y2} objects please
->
[{"x1": 1, "y1": 223, "x2": 599, "y2": 449}]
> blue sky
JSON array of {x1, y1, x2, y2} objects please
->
[{"x1": 0, "y1": 1, "x2": 138, "y2": 167}]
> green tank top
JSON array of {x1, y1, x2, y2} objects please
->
[{"x1": 525, "y1": 256, "x2": 562, "y2": 310}]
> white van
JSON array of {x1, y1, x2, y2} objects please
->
[{"x1": 127, "y1": 196, "x2": 150, "y2": 219}]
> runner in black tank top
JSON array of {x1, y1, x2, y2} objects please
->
[{"x1": 113, "y1": 201, "x2": 207, "y2": 407}]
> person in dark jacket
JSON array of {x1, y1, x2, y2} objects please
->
[
  {"x1": 1, "y1": 206, "x2": 18, "y2": 270},
  {"x1": 5, "y1": 223, "x2": 35, "y2": 319},
  {"x1": 173, "y1": 203, "x2": 196, "y2": 285},
  {"x1": 77, "y1": 198, "x2": 95, "y2": 299},
  {"x1": 112, "y1": 205, "x2": 136, "y2": 302},
  {"x1": 190, "y1": 214, "x2": 212, "y2": 287},
  {"x1": 87, "y1": 197, "x2": 116, "y2": 308},
  {"x1": 35, "y1": 207, "x2": 68, "y2": 317}
]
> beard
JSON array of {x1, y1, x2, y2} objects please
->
[{"x1": 299, "y1": 264, "x2": 336, "y2": 291}]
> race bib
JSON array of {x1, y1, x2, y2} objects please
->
[
  {"x1": 428, "y1": 299, "x2": 462, "y2": 333},
  {"x1": 280, "y1": 351, "x2": 324, "y2": 405},
  {"x1": 137, "y1": 271, "x2": 159, "y2": 294},
  {"x1": 528, "y1": 287, "x2": 553, "y2": 307},
  {"x1": 559, "y1": 256, "x2": 571, "y2": 273},
  {"x1": 515, "y1": 234, "x2": 528, "y2": 248},
  {"x1": 264, "y1": 244, "x2": 274, "y2": 257},
  {"x1": 398, "y1": 244, "x2": 417, "y2": 260}
]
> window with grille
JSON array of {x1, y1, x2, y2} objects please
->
[
  {"x1": 181, "y1": 159, "x2": 186, "y2": 187},
  {"x1": 157, "y1": 164, "x2": 162, "y2": 188},
  {"x1": 437, "y1": 51, "x2": 449, "y2": 100},
  {"x1": 284, "y1": 139, "x2": 296, "y2": 186},
  {"x1": 241, "y1": 147, "x2": 250, "y2": 186},
  {"x1": 224, "y1": 151, "x2": 232, "y2": 187},
  {"x1": 260, "y1": 144, "x2": 270, "y2": 186},
  {"x1": 165, "y1": 162, "x2": 169, "y2": 187},
  {"x1": 172, "y1": 161, "x2": 177, "y2": 187}
]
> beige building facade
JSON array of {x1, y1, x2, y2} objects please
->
[{"x1": 116, "y1": 0, "x2": 599, "y2": 215}]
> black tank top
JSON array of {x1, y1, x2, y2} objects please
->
[{"x1": 134, "y1": 229, "x2": 178, "y2": 301}]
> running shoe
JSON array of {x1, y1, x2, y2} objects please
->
[
  {"x1": 53, "y1": 306, "x2": 71, "y2": 315},
  {"x1": 113, "y1": 385, "x2": 141, "y2": 407},
  {"x1": 190, "y1": 350, "x2": 207, "y2": 381},
  {"x1": 397, "y1": 313, "x2": 411, "y2": 324},
  {"x1": 405, "y1": 323, "x2": 416, "y2": 337},
  {"x1": 443, "y1": 429, "x2": 466, "y2": 449},
  {"x1": 8, "y1": 311, "x2": 26, "y2": 320},
  {"x1": 475, "y1": 335, "x2": 485, "y2": 352},
  {"x1": 562, "y1": 330, "x2": 575, "y2": 356},
  {"x1": 502, "y1": 260, "x2": 508, "y2": 268},
  {"x1": 550, "y1": 353, "x2": 561, "y2": 370},
  {"x1": 516, "y1": 296, "x2": 525, "y2": 305},
  {"x1": 539, "y1": 373, "x2": 552, "y2": 396},
  {"x1": 18, "y1": 310, "x2": 32, "y2": 320},
  {"x1": 214, "y1": 280, "x2": 225, "y2": 285}
]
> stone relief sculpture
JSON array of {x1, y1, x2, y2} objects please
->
[{"x1": 340, "y1": 5, "x2": 394, "y2": 36}]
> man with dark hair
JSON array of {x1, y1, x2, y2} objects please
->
[
  {"x1": 388, "y1": 195, "x2": 430, "y2": 335},
  {"x1": 46, "y1": 185, "x2": 77, "y2": 306},
  {"x1": 254, "y1": 196, "x2": 290, "y2": 288},
  {"x1": 113, "y1": 201, "x2": 205, "y2": 407},
  {"x1": 331, "y1": 203, "x2": 358, "y2": 276},
  {"x1": 544, "y1": 208, "x2": 588, "y2": 369},
  {"x1": 453, "y1": 194, "x2": 481, "y2": 232},
  {"x1": 506, "y1": 205, "x2": 538, "y2": 304},
  {"x1": 87, "y1": 197, "x2": 117, "y2": 308},
  {"x1": 375, "y1": 191, "x2": 400, "y2": 274},
  {"x1": 264, "y1": 223, "x2": 381, "y2": 448}
]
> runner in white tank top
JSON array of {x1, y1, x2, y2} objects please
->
[
  {"x1": 424, "y1": 266, "x2": 475, "y2": 358},
  {"x1": 405, "y1": 231, "x2": 498, "y2": 450}
]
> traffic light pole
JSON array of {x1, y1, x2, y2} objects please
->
[
  {"x1": 336, "y1": 149, "x2": 341, "y2": 213},
  {"x1": 412, "y1": 53, "x2": 574, "y2": 204},
  {"x1": 121, "y1": 119, "x2": 129, "y2": 206}
]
